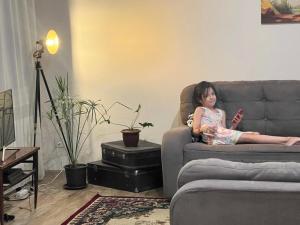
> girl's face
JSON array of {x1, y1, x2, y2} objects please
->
[{"x1": 201, "y1": 87, "x2": 216, "y2": 108}]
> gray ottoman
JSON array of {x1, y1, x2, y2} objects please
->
[{"x1": 170, "y1": 159, "x2": 300, "y2": 225}]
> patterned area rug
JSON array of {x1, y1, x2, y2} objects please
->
[{"x1": 61, "y1": 194, "x2": 170, "y2": 225}]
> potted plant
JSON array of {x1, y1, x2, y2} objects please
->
[
  {"x1": 108, "y1": 104, "x2": 153, "y2": 147},
  {"x1": 47, "y1": 76, "x2": 109, "y2": 189}
]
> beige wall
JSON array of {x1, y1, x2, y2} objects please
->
[{"x1": 36, "y1": 0, "x2": 300, "y2": 168}]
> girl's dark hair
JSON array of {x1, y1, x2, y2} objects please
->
[{"x1": 193, "y1": 81, "x2": 218, "y2": 107}]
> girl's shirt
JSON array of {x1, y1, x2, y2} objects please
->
[
  {"x1": 198, "y1": 107, "x2": 242, "y2": 145},
  {"x1": 200, "y1": 107, "x2": 223, "y2": 128}
]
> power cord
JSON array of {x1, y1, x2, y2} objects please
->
[
  {"x1": 39, "y1": 142, "x2": 65, "y2": 192},
  {"x1": 38, "y1": 169, "x2": 64, "y2": 191}
]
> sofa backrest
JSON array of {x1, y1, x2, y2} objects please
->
[{"x1": 180, "y1": 80, "x2": 300, "y2": 136}]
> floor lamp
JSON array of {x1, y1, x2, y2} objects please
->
[{"x1": 32, "y1": 29, "x2": 63, "y2": 147}]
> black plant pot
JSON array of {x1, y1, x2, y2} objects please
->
[
  {"x1": 121, "y1": 129, "x2": 141, "y2": 147},
  {"x1": 64, "y1": 164, "x2": 87, "y2": 190}
]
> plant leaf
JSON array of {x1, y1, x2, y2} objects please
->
[{"x1": 139, "y1": 122, "x2": 154, "y2": 128}]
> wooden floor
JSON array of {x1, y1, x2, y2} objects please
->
[{"x1": 4, "y1": 171, "x2": 164, "y2": 225}]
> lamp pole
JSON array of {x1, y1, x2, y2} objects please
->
[{"x1": 32, "y1": 41, "x2": 66, "y2": 147}]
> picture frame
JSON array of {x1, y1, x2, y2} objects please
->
[{"x1": 261, "y1": 0, "x2": 300, "y2": 24}]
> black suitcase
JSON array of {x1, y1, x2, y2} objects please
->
[
  {"x1": 101, "y1": 140, "x2": 161, "y2": 169},
  {"x1": 87, "y1": 160, "x2": 162, "y2": 192}
]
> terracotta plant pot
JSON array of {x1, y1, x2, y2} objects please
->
[
  {"x1": 121, "y1": 129, "x2": 141, "y2": 147},
  {"x1": 64, "y1": 164, "x2": 87, "y2": 190}
]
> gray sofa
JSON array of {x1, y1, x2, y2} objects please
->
[{"x1": 162, "y1": 80, "x2": 300, "y2": 198}]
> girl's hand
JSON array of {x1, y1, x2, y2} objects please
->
[
  {"x1": 231, "y1": 117, "x2": 243, "y2": 129},
  {"x1": 206, "y1": 135, "x2": 214, "y2": 145},
  {"x1": 201, "y1": 125, "x2": 216, "y2": 145},
  {"x1": 201, "y1": 124, "x2": 217, "y2": 134},
  {"x1": 231, "y1": 109, "x2": 244, "y2": 130}
]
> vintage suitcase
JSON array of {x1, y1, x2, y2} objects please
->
[
  {"x1": 101, "y1": 140, "x2": 161, "y2": 169},
  {"x1": 87, "y1": 160, "x2": 162, "y2": 192}
]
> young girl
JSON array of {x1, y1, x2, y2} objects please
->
[{"x1": 192, "y1": 81, "x2": 300, "y2": 146}]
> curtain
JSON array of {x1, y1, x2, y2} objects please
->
[{"x1": 0, "y1": 0, "x2": 45, "y2": 179}]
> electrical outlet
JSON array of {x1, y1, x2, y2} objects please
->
[{"x1": 56, "y1": 141, "x2": 64, "y2": 148}]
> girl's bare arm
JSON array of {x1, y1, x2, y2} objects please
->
[
  {"x1": 192, "y1": 107, "x2": 204, "y2": 135},
  {"x1": 221, "y1": 109, "x2": 227, "y2": 128},
  {"x1": 192, "y1": 107, "x2": 216, "y2": 135}
]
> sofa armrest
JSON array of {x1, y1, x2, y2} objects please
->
[
  {"x1": 161, "y1": 126, "x2": 192, "y2": 198},
  {"x1": 171, "y1": 179, "x2": 300, "y2": 225}
]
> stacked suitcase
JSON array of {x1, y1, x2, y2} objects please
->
[{"x1": 87, "y1": 140, "x2": 162, "y2": 193}]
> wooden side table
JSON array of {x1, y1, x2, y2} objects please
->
[{"x1": 0, "y1": 147, "x2": 39, "y2": 225}]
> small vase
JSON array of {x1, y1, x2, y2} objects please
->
[{"x1": 121, "y1": 129, "x2": 141, "y2": 147}]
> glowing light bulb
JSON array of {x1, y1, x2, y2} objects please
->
[{"x1": 46, "y1": 29, "x2": 59, "y2": 55}]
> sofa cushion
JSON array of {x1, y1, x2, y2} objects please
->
[
  {"x1": 183, "y1": 142, "x2": 300, "y2": 164},
  {"x1": 178, "y1": 158, "x2": 300, "y2": 189},
  {"x1": 180, "y1": 80, "x2": 300, "y2": 136}
]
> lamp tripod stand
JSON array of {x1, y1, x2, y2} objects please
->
[{"x1": 33, "y1": 41, "x2": 64, "y2": 147}]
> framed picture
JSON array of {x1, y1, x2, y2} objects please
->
[{"x1": 261, "y1": 0, "x2": 300, "y2": 24}]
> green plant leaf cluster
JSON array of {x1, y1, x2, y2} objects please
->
[
  {"x1": 107, "y1": 103, "x2": 153, "y2": 130},
  {"x1": 47, "y1": 76, "x2": 109, "y2": 166},
  {"x1": 47, "y1": 76, "x2": 153, "y2": 166}
]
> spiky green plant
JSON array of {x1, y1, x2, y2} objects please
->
[
  {"x1": 47, "y1": 76, "x2": 109, "y2": 166},
  {"x1": 47, "y1": 76, "x2": 153, "y2": 165}
]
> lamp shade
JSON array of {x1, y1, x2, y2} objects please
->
[{"x1": 45, "y1": 29, "x2": 59, "y2": 55}]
